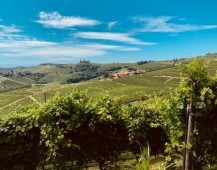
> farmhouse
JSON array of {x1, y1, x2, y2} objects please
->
[{"x1": 110, "y1": 70, "x2": 140, "y2": 79}]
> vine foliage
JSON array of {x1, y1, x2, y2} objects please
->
[{"x1": 1, "y1": 57, "x2": 217, "y2": 169}]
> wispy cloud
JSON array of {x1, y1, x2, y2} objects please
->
[
  {"x1": 0, "y1": 25, "x2": 140, "y2": 58},
  {"x1": 82, "y1": 43, "x2": 140, "y2": 51},
  {"x1": 0, "y1": 40, "x2": 140, "y2": 58},
  {"x1": 35, "y1": 11, "x2": 100, "y2": 29},
  {"x1": 0, "y1": 40, "x2": 104, "y2": 58},
  {"x1": 107, "y1": 21, "x2": 118, "y2": 30},
  {"x1": 74, "y1": 32, "x2": 155, "y2": 45},
  {"x1": 0, "y1": 22, "x2": 140, "y2": 62},
  {"x1": 0, "y1": 24, "x2": 23, "y2": 40},
  {"x1": 0, "y1": 40, "x2": 57, "y2": 48},
  {"x1": 134, "y1": 16, "x2": 217, "y2": 33},
  {"x1": 0, "y1": 24, "x2": 21, "y2": 33}
]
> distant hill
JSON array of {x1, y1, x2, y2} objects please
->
[
  {"x1": 1, "y1": 53, "x2": 217, "y2": 116},
  {"x1": 1, "y1": 53, "x2": 217, "y2": 93},
  {"x1": 0, "y1": 59, "x2": 176, "y2": 92}
]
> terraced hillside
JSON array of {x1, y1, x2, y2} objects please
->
[
  {"x1": 0, "y1": 53, "x2": 217, "y2": 117},
  {"x1": 0, "y1": 60, "x2": 175, "y2": 92},
  {"x1": 0, "y1": 66, "x2": 181, "y2": 116}
]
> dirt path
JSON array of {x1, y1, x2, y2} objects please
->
[
  {"x1": 29, "y1": 95, "x2": 41, "y2": 105},
  {"x1": 153, "y1": 75, "x2": 181, "y2": 83},
  {"x1": 0, "y1": 95, "x2": 41, "y2": 111},
  {"x1": 153, "y1": 75, "x2": 180, "y2": 78},
  {"x1": 164, "y1": 77, "x2": 174, "y2": 83}
]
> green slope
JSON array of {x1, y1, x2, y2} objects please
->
[{"x1": 0, "y1": 53, "x2": 217, "y2": 116}]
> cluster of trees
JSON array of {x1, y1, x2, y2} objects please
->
[
  {"x1": 1, "y1": 57, "x2": 217, "y2": 169},
  {"x1": 67, "y1": 60, "x2": 103, "y2": 83},
  {"x1": 127, "y1": 67, "x2": 138, "y2": 72},
  {"x1": 104, "y1": 66, "x2": 122, "y2": 72},
  {"x1": 74, "y1": 60, "x2": 100, "y2": 72},
  {"x1": 40, "y1": 63, "x2": 67, "y2": 68},
  {"x1": 67, "y1": 73, "x2": 101, "y2": 83},
  {"x1": 68, "y1": 62, "x2": 125, "y2": 83},
  {"x1": 136, "y1": 61, "x2": 152, "y2": 65},
  {"x1": 0, "y1": 70, "x2": 47, "y2": 81},
  {"x1": 30, "y1": 73, "x2": 47, "y2": 81}
]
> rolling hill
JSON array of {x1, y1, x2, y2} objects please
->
[{"x1": 0, "y1": 53, "x2": 217, "y2": 116}]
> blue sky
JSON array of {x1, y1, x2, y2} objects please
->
[{"x1": 0, "y1": 0, "x2": 217, "y2": 67}]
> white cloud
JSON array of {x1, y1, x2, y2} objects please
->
[
  {"x1": 0, "y1": 41, "x2": 104, "y2": 58},
  {"x1": 0, "y1": 40, "x2": 57, "y2": 48},
  {"x1": 0, "y1": 24, "x2": 22, "y2": 40},
  {"x1": 0, "y1": 24, "x2": 21, "y2": 33},
  {"x1": 35, "y1": 11, "x2": 100, "y2": 29},
  {"x1": 134, "y1": 16, "x2": 217, "y2": 33},
  {"x1": 74, "y1": 32, "x2": 155, "y2": 45},
  {"x1": 0, "y1": 22, "x2": 140, "y2": 61},
  {"x1": 20, "y1": 46, "x2": 105, "y2": 58},
  {"x1": 119, "y1": 47, "x2": 140, "y2": 51},
  {"x1": 107, "y1": 21, "x2": 118, "y2": 30},
  {"x1": 0, "y1": 39, "x2": 141, "y2": 58},
  {"x1": 82, "y1": 43, "x2": 140, "y2": 51}
]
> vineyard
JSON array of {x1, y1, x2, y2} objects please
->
[
  {"x1": 0, "y1": 66, "x2": 181, "y2": 116},
  {"x1": 0, "y1": 57, "x2": 189, "y2": 116},
  {"x1": 1, "y1": 57, "x2": 217, "y2": 169}
]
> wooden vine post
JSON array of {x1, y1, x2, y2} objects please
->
[
  {"x1": 183, "y1": 72, "x2": 197, "y2": 170},
  {"x1": 183, "y1": 103, "x2": 193, "y2": 170}
]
